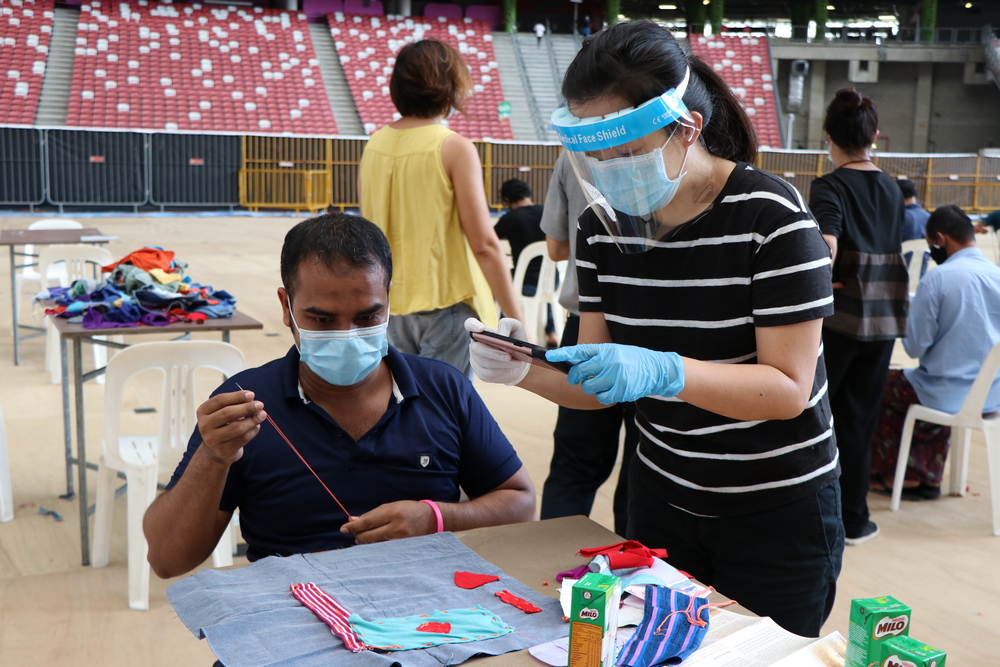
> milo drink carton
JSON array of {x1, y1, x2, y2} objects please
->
[
  {"x1": 845, "y1": 596, "x2": 912, "y2": 667},
  {"x1": 877, "y1": 636, "x2": 947, "y2": 667},
  {"x1": 568, "y1": 572, "x2": 621, "y2": 667}
]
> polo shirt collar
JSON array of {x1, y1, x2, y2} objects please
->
[{"x1": 279, "y1": 345, "x2": 418, "y2": 406}]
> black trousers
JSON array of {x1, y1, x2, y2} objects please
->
[
  {"x1": 823, "y1": 329, "x2": 896, "y2": 536},
  {"x1": 628, "y1": 465, "x2": 845, "y2": 638},
  {"x1": 540, "y1": 315, "x2": 638, "y2": 536}
]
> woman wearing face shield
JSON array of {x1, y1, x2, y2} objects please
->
[{"x1": 466, "y1": 21, "x2": 842, "y2": 637}]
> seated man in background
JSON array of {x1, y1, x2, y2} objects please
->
[
  {"x1": 494, "y1": 178, "x2": 558, "y2": 347},
  {"x1": 144, "y1": 213, "x2": 535, "y2": 577},
  {"x1": 871, "y1": 205, "x2": 1000, "y2": 499},
  {"x1": 897, "y1": 178, "x2": 930, "y2": 241}
]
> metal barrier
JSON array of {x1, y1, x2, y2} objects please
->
[
  {"x1": 150, "y1": 133, "x2": 241, "y2": 208},
  {"x1": 0, "y1": 128, "x2": 45, "y2": 207},
  {"x1": 45, "y1": 129, "x2": 148, "y2": 210},
  {"x1": 238, "y1": 134, "x2": 561, "y2": 212},
  {"x1": 481, "y1": 142, "x2": 562, "y2": 211},
  {"x1": 4, "y1": 124, "x2": 999, "y2": 216},
  {"x1": 239, "y1": 168, "x2": 331, "y2": 214},
  {"x1": 757, "y1": 150, "x2": 1000, "y2": 213},
  {"x1": 241, "y1": 134, "x2": 332, "y2": 212}
]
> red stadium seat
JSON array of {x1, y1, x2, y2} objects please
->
[
  {"x1": 66, "y1": 1, "x2": 336, "y2": 133},
  {"x1": 689, "y1": 33, "x2": 783, "y2": 149},
  {"x1": 327, "y1": 12, "x2": 511, "y2": 140},
  {"x1": 0, "y1": 0, "x2": 54, "y2": 124}
]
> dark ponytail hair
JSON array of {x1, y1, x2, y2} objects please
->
[
  {"x1": 823, "y1": 87, "x2": 878, "y2": 153},
  {"x1": 561, "y1": 20, "x2": 757, "y2": 164}
]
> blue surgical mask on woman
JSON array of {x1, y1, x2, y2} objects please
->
[
  {"x1": 586, "y1": 140, "x2": 690, "y2": 218},
  {"x1": 289, "y1": 308, "x2": 389, "y2": 386}
]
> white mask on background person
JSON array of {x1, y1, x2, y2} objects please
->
[{"x1": 289, "y1": 308, "x2": 388, "y2": 386}]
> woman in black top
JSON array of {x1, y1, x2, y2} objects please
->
[{"x1": 809, "y1": 88, "x2": 908, "y2": 546}]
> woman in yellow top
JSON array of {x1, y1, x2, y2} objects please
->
[{"x1": 359, "y1": 39, "x2": 524, "y2": 377}]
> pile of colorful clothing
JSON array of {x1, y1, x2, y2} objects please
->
[{"x1": 41, "y1": 246, "x2": 236, "y2": 329}]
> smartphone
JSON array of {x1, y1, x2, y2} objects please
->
[{"x1": 470, "y1": 330, "x2": 574, "y2": 374}]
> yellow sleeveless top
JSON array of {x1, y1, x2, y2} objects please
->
[{"x1": 359, "y1": 123, "x2": 496, "y2": 326}]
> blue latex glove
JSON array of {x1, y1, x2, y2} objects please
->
[{"x1": 546, "y1": 343, "x2": 685, "y2": 405}]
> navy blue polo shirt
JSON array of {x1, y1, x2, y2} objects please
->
[{"x1": 166, "y1": 346, "x2": 523, "y2": 561}]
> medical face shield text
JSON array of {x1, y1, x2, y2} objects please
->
[
  {"x1": 290, "y1": 308, "x2": 389, "y2": 386},
  {"x1": 550, "y1": 69, "x2": 695, "y2": 253}
]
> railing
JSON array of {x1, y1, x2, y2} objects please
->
[
  {"x1": 544, "y1": 19, "x2": 564, "y2": 106},
  {"x1": 0, "y1": 125, "x2": 561, "y2": 213},
  {"x1": 775, "y1": 24, "x2": 996, "y2": 46},
  {"x1": 3, "y1": 125, "x2": 997, "y2": 215},
  {"x1": 509, "y1": 30, "x2": 548, "y2": 142},
  {"x1": 757, "y1": 150, "x2": 1000, "y2": 213}
]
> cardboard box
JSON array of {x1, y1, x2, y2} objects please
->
[
  {"x1": 877, "y1": 636, "x2": 947, "y2": 667},
  {"x1": 568, "y1": 572, "x2": 621, "y2": 667},
  {"x1": 845, "y1": 596, "x2": 912, "y2": 667}
]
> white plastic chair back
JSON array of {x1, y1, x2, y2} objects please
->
[
  {"x1": 0, "y1": 405, "x2": 13, "y2": 523},
  {"x1": 901, "y1": 238, "x2": 935, "y2": 298},
  {"x1": 91, "y1": 341, "x2": 246, "y2": 610},
  {"x1": 37, "y1": 245, "x2": 116, "y2": 385},
  {"x1": 891, "y1": 340, "x2": 1000, "y2": 536},
  {"x1": 511, "y1": 241, "x2": 566, "y2": 344},
  {"x1": 37, "y1": 244, "x2": 114, "y2": 290},
  {"x1": 977, "y1": 228, "x2": 1000, "y2": 264},
  {"x1": 15, "y1": 219, "x2": 83, "y2": 317}
]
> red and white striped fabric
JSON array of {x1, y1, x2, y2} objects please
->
[{"x1": 290, "y1": 582, "x2": 370, "y2": 653}]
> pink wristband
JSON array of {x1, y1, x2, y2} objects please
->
[{"x1": 419, "y1": 499, "x2": 444, "y2": 533}]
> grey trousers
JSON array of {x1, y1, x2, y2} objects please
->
[{"x1": 387, "y1": 301, "x2": 477, "y2": 380}]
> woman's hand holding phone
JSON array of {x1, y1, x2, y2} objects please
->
[{"x1": 465, "y1": 318, "x2": 532, "y2": 386}]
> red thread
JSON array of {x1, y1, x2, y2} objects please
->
[{"x1": 237, "y1": 383, "x2": 352, "y2": 519}]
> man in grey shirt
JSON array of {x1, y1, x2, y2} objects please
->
[{"x1": 538, "y1": 151, "x2": 637, "y2": 536}]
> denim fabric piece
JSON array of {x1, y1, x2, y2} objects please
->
[{"x1": 167, "y1": 532, "x2": 567, "y2": 667}]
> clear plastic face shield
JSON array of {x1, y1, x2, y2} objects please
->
[{"x1": 551, "y1": 68, "x2": 698, "y2": 253}]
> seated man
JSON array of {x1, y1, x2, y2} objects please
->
[
  {"x1": 871, "y1": 205, "x2": 1000, "y2": 500},
  {"x1": 494, "y1": 178, "x2": 557, "y2": 347},
  {"x1": 144, "y1": 213, "x2": 535, "y2": 577},
  {"x1": 897, "y1": 178, "x2": 930, "y2": 241}
]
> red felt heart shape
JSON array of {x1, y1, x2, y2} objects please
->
[{"x1": 416, "y1": 622, "x2": 452, "y2": 634}]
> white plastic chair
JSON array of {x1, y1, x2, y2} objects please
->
[
  {"x1": 901, "y1": 238, "x2": 935, "y2": 298},
  {"x1": 14, "y1": 219, "x2": 83, "y2": 319},
  {"x1": 891, "y1": 340, "x2": 1000, "y2": 536},
  {"x1": 37, "y1": 244, "x2": 117, "y2": 385},
  {"x1": 0, "y1": 404, "x2": 13, "y2": 523},
  {"x1": 511, "y1": 241, "x2": 566, "y2": 345},
  {"x1": 91, "y1": 340, "x2": 246, "y2": 610}
]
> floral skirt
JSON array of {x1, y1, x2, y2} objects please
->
[{"x1": 870, "y1": 369, "x2": 950, "y2": 486}]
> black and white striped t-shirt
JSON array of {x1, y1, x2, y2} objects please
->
[{"x1": 576, "y1": 163, "x2": 839, "y2": 516}]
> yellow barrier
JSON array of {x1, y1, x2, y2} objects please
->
[
  {"x1": 757, "y1": 150, "x2": 1000, "y2": 214},
  {"x1": 240, "y1": 135, "x2": 563, "y2": 212},
  {"x1": 239, "y1": 168, "x2": 331, "y2": 214},
  {"x1": 238, "y1": 137, "x2": 1000, "y2": 215}
]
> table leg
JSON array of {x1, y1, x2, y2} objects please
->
[
  {"x1": 10, "y1": 246, "x2": 18, "y2": 366},
  {"x1": 223, "y1": 331, "x2": 231, "y2": 344},
  {"x1": 60, "y1": 336, "x2": 74, "y2": 500},
  {"x1": 73, "y1": 338, "x2": 91, "y2": 567}
]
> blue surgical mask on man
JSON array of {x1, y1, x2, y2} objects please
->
[
  {"x1": 586, "y1": 140, "x2": 690, "y2": 218},
  {"x1": 289, "y1": 308, "x2": 389, "y2": 386}
]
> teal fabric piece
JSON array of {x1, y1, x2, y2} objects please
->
[{"x1": 348, "y1": 605, "x2": 513, "y2": 651}]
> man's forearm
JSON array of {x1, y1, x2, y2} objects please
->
[
  {"x1": 143, "y1": 444, "x2": 233, "y2": 579},
  {"x1": 437, "y1": 486, "x2": 535, "y2": 533}
]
